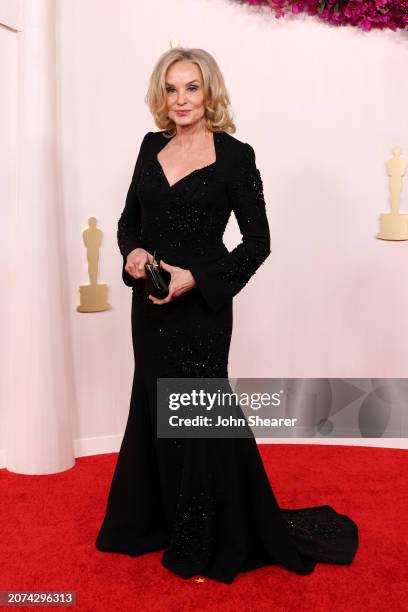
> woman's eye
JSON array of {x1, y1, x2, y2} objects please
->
[{"x1": 166, "y1": 86, "x2": 198, "y2": 93}]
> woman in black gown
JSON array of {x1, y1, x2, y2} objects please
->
[{"x1": 95, "y1": 47, "x2": 358, "y2": 584}]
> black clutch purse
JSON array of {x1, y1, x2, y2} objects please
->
[{"x1": 144, "y1": 251, "x2": 171, "y2": 299}]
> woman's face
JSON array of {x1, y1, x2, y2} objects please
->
[{"x1": 164, "y1": 61, "x2": 206, "y2": 129}]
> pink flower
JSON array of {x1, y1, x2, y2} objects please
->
[{"x1": 234, "y1": 0, "x2": 408, "y2": 31}]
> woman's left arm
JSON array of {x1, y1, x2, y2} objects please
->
[{"x1": 189, "y1": 142, "x2": 271, "y2": 312}]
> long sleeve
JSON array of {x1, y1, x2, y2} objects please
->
[
  {"x1": 117, "y1": 131, "x2": 152, "y2": 286},
  {"x1": 190, "y1": 142, "x2": 271, "y2": 312}
]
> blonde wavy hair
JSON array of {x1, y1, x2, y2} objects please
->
[{"x1": 145, "y1": 47, "x2": 236, "y2": 138}]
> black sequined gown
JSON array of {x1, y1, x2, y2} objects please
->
[{"x1": 95, "y1": 130, "x2": 359, "y2": 583}]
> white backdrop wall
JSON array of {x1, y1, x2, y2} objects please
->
[
  {"x1": 0, "y1": 16, "x2": 19, "y2": 469},
  {"x1": 1, "y1": 0, "x2": 408, "y2": 471}
]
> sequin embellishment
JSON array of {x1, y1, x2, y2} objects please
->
[
  {"x1": 282, "y1": 506, "x2": 352, "y2": 544},
  {"x1": 166, "y1": 488, "x2": 216, "y2": 569}
]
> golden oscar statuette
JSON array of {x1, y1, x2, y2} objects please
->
[
  {"x1": 77, "y1": 217, "x2": 112, "y2": 312},
  {"x1": 377, "y1": 146, "x2": 408, "y2": 240}
]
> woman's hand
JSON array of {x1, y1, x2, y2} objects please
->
[
  {"x1": 125, "y1": 248, "x2": 153, "y2": 280},
  {"x1": 148, "y1": 260, "x2": 197, "y2": 305}
]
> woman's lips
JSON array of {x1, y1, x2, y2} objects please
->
[{"x1": 176, "y1": 110, "x2": 190, "y2": 115}]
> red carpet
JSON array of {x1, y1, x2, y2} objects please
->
[{"x1": 1, "y1": 444, "x2": 407, "y2": 611}]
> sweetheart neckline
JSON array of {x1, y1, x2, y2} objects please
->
[
  {"x1": 154, "y1": 156, "x2": 217, "y2": 189},
  {"x1": 155, "y1": 130, "x2": 219, "y2": 189}
]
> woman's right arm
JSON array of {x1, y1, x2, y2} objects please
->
[{"x1": 117, "y1": 131, "x2": 153, "y2": 286}]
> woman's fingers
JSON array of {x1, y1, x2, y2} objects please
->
[
  {"x1": 126, "y1": 262, "x2": 139, "y2": 278},
  {"x1": 159, "y1": 260, "x2": 174, "y2": 273},
  {"x1": 125, "y1": 248, "x2": 153, "y2": 279},
  {"x1": 148, "y1": 290, "x2": 172, "y2": 303},
  {"x1": 146, "y1": 261, "x2": 191, "y2": 303},
  {"x1": 148, "y1": 290, "x2": 175, "y2": 305}
]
